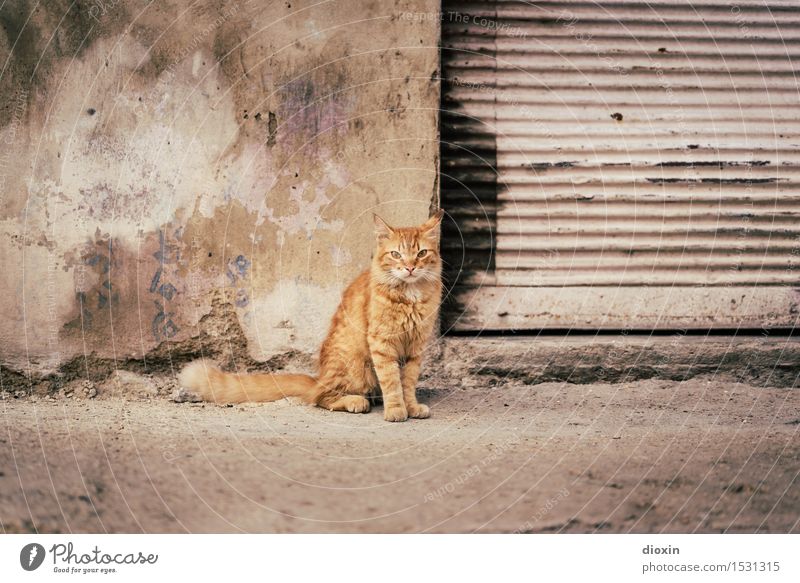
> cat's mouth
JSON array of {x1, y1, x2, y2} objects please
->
[{"x1": 392, "y1": 270, "x2": 423, "y2": 284}]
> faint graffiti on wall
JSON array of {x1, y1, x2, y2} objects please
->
[{"x1": 151, "y1": 230, "x2": 180, "y2": 341}]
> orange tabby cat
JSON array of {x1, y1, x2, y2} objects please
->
[{"x1": 178, "y1": 210, "x2": 443, "y2": 422}]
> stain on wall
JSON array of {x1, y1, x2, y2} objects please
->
[{"x1": 0, "y1": 0, "x2": 440, "y2": 376}]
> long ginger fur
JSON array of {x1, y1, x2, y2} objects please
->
[{"x1": 178, "y1": 211, "x2": 444, "y2": 421}]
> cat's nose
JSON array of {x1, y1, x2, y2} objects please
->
[{"x1": 405, "y1": 266, "x2": 415, "y2": 275}]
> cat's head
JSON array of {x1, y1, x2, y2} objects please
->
[{"x1": 372, "y1": 210, "x2": 444, "y2": 286}]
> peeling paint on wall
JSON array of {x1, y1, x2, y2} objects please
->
[
  {"x1": 0, "y1": 0, "x2": 440, "y2": 376},
  {"x1": 262, "y1": 178, "x2": 345, "y2": 243}
]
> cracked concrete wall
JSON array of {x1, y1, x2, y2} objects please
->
[{"x1": 0, "y1": 0, "x2": 440, "y2": 376}]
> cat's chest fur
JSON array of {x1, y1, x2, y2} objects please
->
[
  {"x1": 368, "y1": 285, "x2": 438, "y2": 353},
  {"x1": 392, "y1": 294, "x2": 432, "y2": 331}
]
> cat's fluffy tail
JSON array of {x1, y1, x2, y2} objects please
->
[{"x1": 178, "y1": 360, "x2": 321, "y2": 404}]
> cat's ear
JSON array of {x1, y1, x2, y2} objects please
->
[
  {"x1": 373, "y1": 214, "x2": 394, "y2": 240},
  {"x1": 421, "y1": 209, "x2": 444, "y2": 233}
]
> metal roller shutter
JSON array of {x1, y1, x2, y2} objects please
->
[{"x1": 440, "y1": 0, "x2": 800, "y2": 331}]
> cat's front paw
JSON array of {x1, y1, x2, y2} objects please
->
[
  {"x1": 384, "y1": 404, "x2": 408, "y2": 422},
  {"x1": 342, "y1": 395, "x2": 371, "y2": 413},
  {"x1": 407, "y1": 403, "x2": 430, "y2": 419}
]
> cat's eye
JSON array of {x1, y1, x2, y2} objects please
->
[
  {"x1": 417, "y1": 249, "x2": 428, "y2": 258},
  {"x1": 391, "y1": 251, "x2": 401, "y2": 259}
]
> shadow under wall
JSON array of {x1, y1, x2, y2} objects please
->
[{"x1": 438, "y1": 50, "x2": 499, "y2": 332}]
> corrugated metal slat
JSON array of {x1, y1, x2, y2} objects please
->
[{"x1": 440, "y1": 0, "x2": 800, "y2": 330}]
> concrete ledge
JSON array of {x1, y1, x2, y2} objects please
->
[
  {"x1": 4, "y1": 334, "x2": 798, "y2": 397},
  {"x1": 436, "y1": 335, "x2": 800, "y2": 388}
]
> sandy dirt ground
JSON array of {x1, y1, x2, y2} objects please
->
[{"x1": 1, "y1": 377, "x2": 798, "y2": 533}]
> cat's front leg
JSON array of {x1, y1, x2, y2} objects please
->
[
  {"x1": 401, "y1": 355, "x2": 429, "y2": 419},
  {"x1": 369, "y1": 345, "x2": 407, "y2": 422}
]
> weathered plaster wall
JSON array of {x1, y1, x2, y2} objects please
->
[{"x1": 0, "y1": 0, "x2": 440, "y2": 377}]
